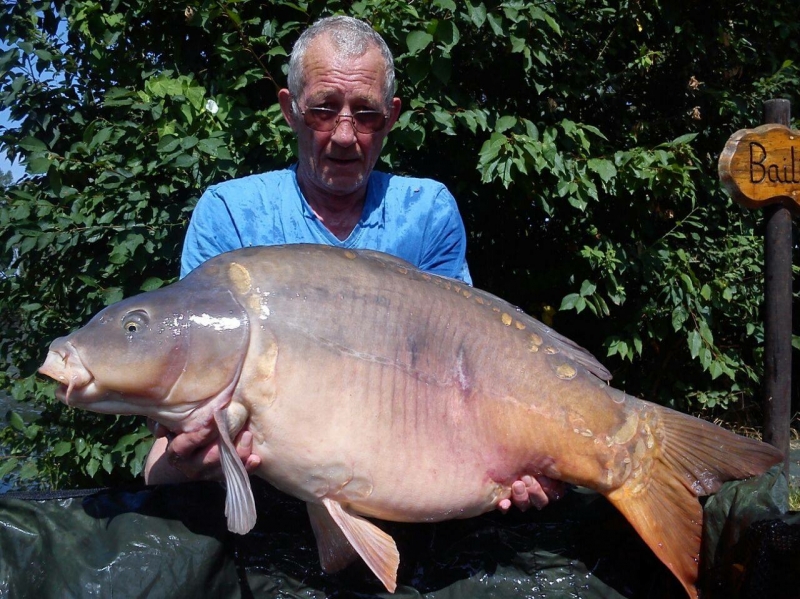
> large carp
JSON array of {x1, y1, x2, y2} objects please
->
[{"x1": 39, "y1": 244, "x2": 781, "y2": 598}]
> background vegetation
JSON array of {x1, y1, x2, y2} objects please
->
[{"x1": 1, "y1": 0, "x2": 798, "y2": 489}]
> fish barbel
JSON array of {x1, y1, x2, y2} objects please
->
[{"x1": 39, "y1": 244, "x2": 782, "y2": 597}]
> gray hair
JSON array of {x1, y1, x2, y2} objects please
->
[{"x1": 287, "y1": 16, "x2": 396, "y2": 111}]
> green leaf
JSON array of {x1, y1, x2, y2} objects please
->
[
  {"x1": 197, "y1": 138, "x2": 226, "y2": 156},
  {"x1": 486, "y1": 12, "x2": 504, "y2": 36},
  {"x1": 75, "y1": 438, "x2": 89, "y2": 458},
  {"x1": 102, "y1": 287, "x2": 124, "y2": 305},
  {"x1": 9, "y1": 412, "x2": 25, "y2": 431},
  {"x1": 131, "y1": 438, "x2": 155, "y2": 476},
  {"x1": 28, "y1": 157, "x2": 52, "y2": 174},
  {"x1": 185, "y1": 85, "x2": 205, "y2": 111},
  {"x1": 181, "y1": 135, "x2": 199, "y2": 150},
  {"x1": 406, "y1": 31, "x2": 434, "y2": 54},
  {"x1": 671, "y1": 306, "x2": 688, "y2": 331},
  {"x1": 17, "y1": 461, "x2": 38, "y2": 480},
  {"x1": 688, "y1": 330, "x2": 702, "y2": 358},
  {"x1": 709, "y1": 361, "x2": 723, "y2": 379},
  {"x1": 560, "y1": 293, "x2": 580, "y2": 311},
  {"x1": 89, "y1": 127, "x2": 114, "y2": 149},
  {"x1": 173, "y1": 154, "x2": 198, "y2": 168},
  {"x1": 157, "y1": 135, "x2": 181, "y2": 153},
  {"x1": 579, "y1": 280, "x2": 596, "y2": 296},
  {"x1": 435, "y1": 20, "x2": 460, "y2": 52},
  {"x1": 466, "y1": 1, "x2": 488, "y2": 27},
  {"x1": 542, "y1": 12, "x2": 562, "y2": 35},
  {"x1": 52, "y1": 441, "x2": 72, "y2": 457},
  {"x1": 140, "y1": 277, "x2": 164, "y2": 291},
  {"x1": 0, "y1": 458, "x2": 20, "y2": 479},
  {"x1": 18, "y1": 137, "x2": 48, "y2": 151},
  {"x1": 699, "y1": 321, "x2": 714, "y2": 345},
  {"x1": 670, "y1": 133, "x2": 698, "y2": 146},
  {"x1": 587, "y1": 158, "x2": 617, "y2": 183},
  {"x1": 433, "y1": 0, "x2": 457, "y2": 11},
  {"x1": 495, "y1": 116, "x2": 516, "y2": 133}
]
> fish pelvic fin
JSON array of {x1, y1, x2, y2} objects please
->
[
  {"x1": 606, "y1": 406, "x2": 783, "y2": 599},
  {"x1": 213, "y1": 408, "x2": 257, "y2": 535},
  {"x1": 307, "y1": 502, "x2": 359, "y2": 572},
  {"x1": 321, "y1": 497, "x2": 400, "y2": 592}
]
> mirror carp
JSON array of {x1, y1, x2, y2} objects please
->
[{"x1": 39, "y1": 244, "x2": 783, "y2": 598}]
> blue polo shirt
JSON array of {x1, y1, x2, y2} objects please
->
[{"x1": 180, "y1": 166, "x2": 472, "y2": 284}]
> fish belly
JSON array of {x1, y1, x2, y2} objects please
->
[
  {"x1": 247, "y1": 359, "x2": 517, "y2": 521},
  {"x1": 243, "y1": 338, "x2": 611, "y2": 523}
]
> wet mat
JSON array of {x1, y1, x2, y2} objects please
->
[{"x1": 0, "y1": 465, "x2": 794, "y2": 598}]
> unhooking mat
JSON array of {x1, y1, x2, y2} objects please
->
[{"x1": 0, "y1": 466, "x2": 796, "y2": 599}]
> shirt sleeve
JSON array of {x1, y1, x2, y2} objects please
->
[
  {"x1": 180, "y1": 188, "x2": 243, "y2": 278},
  {"x1": 420, "y1": 186, "x2": 473, "y2": 285}
]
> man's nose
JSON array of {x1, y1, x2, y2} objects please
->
[{"x1": 331, "y1": 115, "x2": 358, "y2": 144}]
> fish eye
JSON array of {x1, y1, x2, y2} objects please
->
[{"x1": 122, "y1": 311, "x2": 149, "y2": 334}]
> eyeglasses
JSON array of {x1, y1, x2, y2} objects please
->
[{"x1": 300, "y1": 107, "x2": 389, "y2": 135}]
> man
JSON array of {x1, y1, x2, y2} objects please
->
[{"x1": 145, "y1": 16, "x2": 561, "y2": 513}]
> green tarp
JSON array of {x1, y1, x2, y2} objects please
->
[{"x1": 0, "y1": 466, "x2": 796, "y2": 598}]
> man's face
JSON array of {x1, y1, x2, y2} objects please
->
[{"x1": 280, "y1": 36, "x2": 401, "y2": 201}]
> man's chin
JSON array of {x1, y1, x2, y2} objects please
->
[{"x1": 320, "y1": 174, "x2": 366, "y2": 195}]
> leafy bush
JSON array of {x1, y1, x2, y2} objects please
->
[{"x1": 1, "y1": 0, "x2": 798, "y2": 488}]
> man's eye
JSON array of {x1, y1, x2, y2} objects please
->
[
  {"x1": 353, "y1": 110, "x2": 385, "y2": 125},
  {"x1": 309, "y1": 107, "x2": 338, "y2": 120}
]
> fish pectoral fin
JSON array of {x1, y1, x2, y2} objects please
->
[
  {"x1": 321, "y1": 497, "x2": 399, "y2": 593},
  {"x1": 307, "y1": 502, "x2": 359, "y2": 572},
  {"x1": 213, "y1": 409, "x2": 257, "y2": 535}
]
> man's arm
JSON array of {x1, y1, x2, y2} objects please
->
[
  {"x1": 180, "y1": 188, "x2": 244, "y2": 278},
  {"x1": 418, "y1": 187, "x2": 473, "y2": 284}
]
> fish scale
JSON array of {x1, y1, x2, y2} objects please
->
[{"x1": 39, "y1": 243, "x2": 783, "y2": 598}]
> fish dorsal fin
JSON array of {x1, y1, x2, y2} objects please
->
[
  {"x1": 321, "y1": 497, "x2": 399, "y2": 592},
  {"x1": 213, "y1": 409, "x2": 257, "y2": 534},
  {"x1": 307, "y1": 502, "x2": 359, "y2": 572}
]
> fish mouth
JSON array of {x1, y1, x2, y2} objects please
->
[{"x1": 38, "y1": 340, "x2": 95, "y2": 406}]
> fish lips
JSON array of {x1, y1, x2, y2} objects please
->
[{"x1": 39, "y1": 340, "x2": 94, "y2": 406}]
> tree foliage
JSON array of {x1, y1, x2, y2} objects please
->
[{"x1": 1, "y1": 0, "x2": 798, "y2": 489}]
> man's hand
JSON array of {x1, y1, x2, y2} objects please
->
[
  {"x1": 497, "y1": 475, "x2": 566, "y2": 513},
  {"x1": 144, "y1": 421, "x2": 563, "y2": 514},
  {"x1": 144, "y1": 420, "x2": 261, "y2": 485}
]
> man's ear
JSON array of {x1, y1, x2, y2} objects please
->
[
  {"x1": 278, "y1": 89, "x2": 299, "y2": 130},
  {"x1": 387, "y1": 97, "x2": 402, "y2": 129}
]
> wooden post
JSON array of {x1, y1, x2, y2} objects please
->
[
  {"x1": 762, "y1": 99, "x2": 792, "y2": 478},
  {"x1": 718, "y1": 99, "x2": 795, "y2": 478}
]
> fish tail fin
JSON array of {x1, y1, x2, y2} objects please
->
[{"x1": 605, "y1": 406, "x2": 783, "y2": 599}]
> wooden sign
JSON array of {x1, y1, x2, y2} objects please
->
[{"x1": 718, "y1": 123, "x2": 800, "y2": 212}]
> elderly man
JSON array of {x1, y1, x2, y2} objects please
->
[{"x1": 145, "y1": 16, "x2": 562, "y2": 513}]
